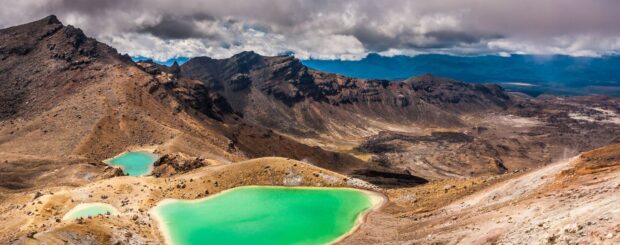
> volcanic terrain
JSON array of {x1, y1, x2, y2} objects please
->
[{"x1": 0, "y1": 16, "x2": 619, "y2": 244}]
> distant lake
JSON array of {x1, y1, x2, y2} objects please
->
[
  {"x1": 104, "y1": 151, "x2": 159, "y2": 176},
  {"x1": 62, "y1": 203, "x2": 119, "y2": 220}
]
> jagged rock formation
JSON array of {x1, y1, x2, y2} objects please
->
[
  {"x1": 181, "y1": 52, "x2": 513, "y2": 137},
  {"x1": 138, "y1": 60, "x2": 236, "y2": 121}
]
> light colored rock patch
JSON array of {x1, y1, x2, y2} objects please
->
[
  {"x1": 491, "y1": 114, "x2": 542, "y2": 128},
  {"x1": 317, "y1": 172, "x2": 340, "y2": 184},
  {"x1": 569, "y1": 113, "x2": 599, "y2": 122},
  {"x1": 396, "y1": 193, "x2": 417, "y2": 204},
  {"x1": 570, "y1": 107, "x2": 620, "y2": 125},
  {"x1": 283, "y1": 168, "x2": 304, "y2": 186},
  {"x1": 594, "y1": 107, "x2": 620, "y2": 125},
  {"x1": 346, "y1": 177, "x2": 379, "y2": 191}
]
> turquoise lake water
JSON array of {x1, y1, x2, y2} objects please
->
[
  {"x1": 62, "y1": 203, "x2": 119, "y2": 220},
  {"x1": 105, "y1": 151, "x2": 158, "y2": 176},
  {"x1": 152, "y1": 186, "x2": 379, "y2": 245}
]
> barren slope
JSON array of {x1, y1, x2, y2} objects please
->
[{"x1": 342, "y1": 144, "x2": 620, "y2": 244}]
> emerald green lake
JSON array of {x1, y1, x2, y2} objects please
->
[
  {"x1": 62, "y1": 203, "x2": 119, "y2": 220},
  {"x1": 152, "y1": 186, "x2": 381, "y2": 245},
  {"x1": 104, "y1": 151, "x2": 158, "y2": 176}
]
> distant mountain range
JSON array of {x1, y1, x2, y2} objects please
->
[
  {"x1": 302, "y1": 53, "x2": 620, "y2": 96},
  {"x1": 134, "y1": 53, "x2": 620, "y2": 96},
  {"x1": 132, "y1": 55, "x2": 190, "y2": 66}
]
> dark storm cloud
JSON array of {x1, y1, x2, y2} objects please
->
[
  {"x1": 2, "y1": 0, "x2": 620, "y2": 59},
  {"x1": 350, "y1": 26, "x2": 503, "y2": 51},
  {"x1": 425, "y1": 31, "x2": 486, "y2": 46},
  {"x1": 421, "y1": 31, "x2": 504, "y2": 49},
  {"x1": 349, "y1": 27, "x2": 396, "y2": 51},
  {"x1": 137, "y1": 15, "x2": 218, "y2": 39}
]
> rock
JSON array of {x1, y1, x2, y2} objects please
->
[
  {"x1": 346, "y1": 177, "x2": 379, "y2": 190},
  {"x1": 398, "y1": 194, "x2": 417, "y2": 203},
  {"x1": 443, "y1": 185, "x2": 456, "y2": 193},
  {"x1": 545, "y1": 233, "x2": 559, "y2": 244},
  {"x1": 32, "y1": 191, "x2": 43, "y2": 200},
  {"x1": 283, "y1": 168, "x2": 304, "y2": 186},
  {"x1": 103, "y1": 167, "x2": 125, "y2": 178},
  {"x1": 152, "y1": 153, "x2": 209, "y2": 177},
  {"x1": 563, "y1": 223, "x2": 578, "y2": 233}
]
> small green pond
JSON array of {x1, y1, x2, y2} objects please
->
[
  {"x1": 62, "y1": 203, "x2": 120, "y2": 220},
  {"x1": 104, "y1": 151, "x2": 158, "y2": 176},
  {"x1": 152, "y1": 186, "x2": 381, "y2": 245}
]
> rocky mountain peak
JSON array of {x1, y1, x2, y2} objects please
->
[
  {"x1": 0, "y1": 15, "x2": 126, "y2": 62},
  {"x1": 0, "y1": 15, "x2": 131, "y2": 118},
  {"x1": 42, "y1": 15, "x2": 61, "y2": 25},
  {"x1": 231, "y1": 50, "x2": 261, "y2": 60},
  {"x1": 402, "y1": 73, "x2": 512, "y2": 110}
]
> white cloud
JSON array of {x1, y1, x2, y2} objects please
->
[
  {"x1": 1, "y1": 0, "x2": 620, "y2": 60},
  {"x1": 487, "y1": 35, "x2": 620, "y2": 57}
]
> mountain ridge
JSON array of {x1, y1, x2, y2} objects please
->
[{"x1": 180, "y1": 53, "x2": 513, "y2": 135}]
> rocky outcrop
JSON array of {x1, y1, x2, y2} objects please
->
[
  {"x1": 136, "y1": 61, "x2": 236, "y2": 121},
  {"x1": 0, "y1": 15, "x2": 131, "y2": 119},
  {"x1": 403, "y1": 74, "x2": 511, "y2": 111},
  {"x1": 151, "y1": 153, "x2": 211, "y2": 177}
]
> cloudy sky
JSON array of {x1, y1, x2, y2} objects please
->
[{"x1": 2, "y1": 0, "x2": 620, "y2": 60}]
